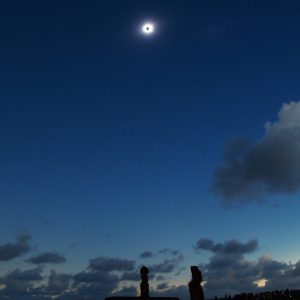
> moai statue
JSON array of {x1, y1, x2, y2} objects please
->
[
  {"x1": 189, "y1": 266, "x2": 204, "y2": 300},
  {"x1": 140, "y1": 266, "x2": 149, "y2": 299}
]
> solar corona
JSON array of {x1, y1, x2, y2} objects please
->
[{"x1": 141, "y1": 22, "x2": 155, "y2": 35}]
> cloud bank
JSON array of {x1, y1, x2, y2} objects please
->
[
  {"x1": 213, "y1": 101, "x2": 300, "y2": 205},
  {"x1": 1, "y1": 234, "x2": 300, "y2": 300},
  {"x1": 195, "y1": 238, "x2": 300, "y2": 298}
]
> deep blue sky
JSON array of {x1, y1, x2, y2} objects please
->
[{"x1": 1, "y1": 1, "x2": 300, "y2": 299}]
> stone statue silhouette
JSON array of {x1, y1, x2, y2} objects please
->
[
  {"x1": 140, "y1": 266, "x2": 149, "y2": 299},
  {"x1": 189, "y1": 266, "x2": 204, "y2": 300},
  {"x1": 105, "y1": 265, "x2": 178, "y2": 300}
]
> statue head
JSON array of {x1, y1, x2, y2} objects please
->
[
  {"x1": 140, "y1": 266, "x2": 149, "y2": 281},
  {"x1": 191, "y1": 266, "x2": 202, "y2": 283}
]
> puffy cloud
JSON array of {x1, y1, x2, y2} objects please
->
[
  {"x1": 72, "y1": 269, "x2": 120, "y2": 300},
  {"x1": 150, "y1": 255, "x2": 184, "y2": 273},
  {"x1": 195, "y1": 238, "x2": 258, "y2": 254},
  {"x1": 139, "y1": 249, "x2": 181, "y2": 259},
  {"x1": 292, "y1": 260, "x2": 300, "y2": 276},
  {"x1": 139, "y1": 251, "x2": 155, "y2": 259},
  {"x1": 26, "y1": 252, "x2": 66, "y2": 264},
  {"x1": 74, "y1": 281, "x2": 118, "y2": 300},
  {"x1": 195, "y1": 238, "x2": 215, "y2": 251},
  {"x1": 46, "y1": 271, "x2": 71, "y2": 295},
  {"x1": 5, "y1": 267, "x2": 43, "y2": 281},
  {"x1": 88, "y1": 256, "x2": 135, "y2": 272},
  {"x1": 0, "y1": 267, "x2": 43, "y2": 297},
  {"x1": 0, "y1": 233, "x2": 32, "y2": 261},
  {"x1": 71, "y1": 256, "x2": 139, "y2": 299},
  {"x1": 0, "y1": 248, "x2": 138, "y2": 300},
  {"x1": 194, "y1": 237, "x2": 300, "y2": 298},
  {"x1": 255, "y1": 255, "x2": 289, "y2": 279},
  {"x1": 213, "y1": 101, "x2": 300, "y2": 205},
  {"x1": 73, "y1": 270, "x2": 118, "y2": 284},
  {"x1": 32, "y1": 271, "x2": 71, "y2": 297}
]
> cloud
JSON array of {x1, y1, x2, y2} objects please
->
[
  {"x1": 120, "y1": 271, "x2": 154, "y2": 282},
  {"x1": 112, "y1": 286, "x2": 138, "y2": 296},
  {"x1": 26, "y1": 252, "x2": 66, "y2": 264},
  {"x1": 88, "y1": 256, "x2": 135, "y2": 272},
  {"x1": 0, "y1": 252, "x2": 137, "y2": 300},
  {"x1": 33, "y1": 271, "x2": 71, "y2": 297},
  {"x1": 72, "y1": 269, "x2": 120, "y2": 300},
  {"x1": 156, "y1": 275, "x2": 167, "y2": 281},
  {"x1": 73, "y1": 270, "x2": 118, "y2": 284},
  {"x1": 74, "y1": 281, "x2": 118, "y2": 300},
  {"x1": 6, "y1": 267, "x2": 43, "y2": 281},
  {"x1": 71, "y1": 256, "x2": 138, "y2": 299},
  {"x1": 0, "y1": 267, "x2": 43, "y2": 298},
  {"x1": 150, "y1": 255, "x2": 184, "y2": 273},
  {"x1": 156, "y1": 282, "x2": 169, "y2": 290},
  {"x1": 46, "y1": 271, "x2": 71, "y2": 295},
  {"x1": 2, "y1": 237, "x2": 300, "y2": 300},
  {"x1": 195, "y1": 238, "x2": 258, "y2": 254},
  {"x1": 0, "y1": 233, "x2": 32, "y2": 261},
  {"x1": 158, "y1": 249, "x2": 180, "y2": 256},
  {"x1": 139, "y1": 249, "x2": 180, "y2": 259},
  {"x1": 195, "y1": 238, "x2": 215, "y2": 251},
  {"x1": 139, "y1": 251, "x2": 155, "y2": 259},
  {"x1": 73, "y1": 273, "x2": 119, "y2": 300},
  {"x1": 194, "y1": 237, "x2": 300, "y2": 298},
  {"x1": 120, "y1": 272, "x2": 140, "y2": 281},
  {"x1": 152, "y1": 285, "x2": 189, "y2": 300},
  {"x1": 213, "y1": 101, "x2": 300, "y2": 205}
]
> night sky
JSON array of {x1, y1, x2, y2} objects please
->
[{"x1": 1, "y1": 1, "x2": 300, "y2": 299}]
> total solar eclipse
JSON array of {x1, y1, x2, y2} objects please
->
[{"x1": 141, "y1": 22, "x2": 155, "y2": 35}]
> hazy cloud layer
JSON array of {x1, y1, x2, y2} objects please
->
[
  {"x1": 0, "y1": 233, "x2": 31, "y2": 261},
  {"x1": 213, "y1": 101, "x2": 300, "y2": 205},
  {"x1": 27, "y1": 252, "x2": 66, "y2": 264}
]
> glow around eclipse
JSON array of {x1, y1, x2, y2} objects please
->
[{"x1": 141, "y1": 22, "x2": 155, "y2": 36}]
